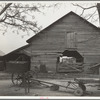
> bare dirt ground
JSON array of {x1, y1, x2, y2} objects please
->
[
  {"x1": 0, "y1": 72, "x2": 100, "y2": 97},
  {"x1": 0, "y1": 79, "x2": 100, "y2": 97}
]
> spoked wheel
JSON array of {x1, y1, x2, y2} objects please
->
[
  {"x1": 50, "y1": 85, "x2": 59, "y2": 91},
  {"x1": 74, "y1": 87, "x2": 84, "y2": 96},
  {"x1": 79, "y1": 84, "x2": 86, "y2": 92},
  {"x1": 11, "y1": 73, "x2": 23, "y2": 86}
]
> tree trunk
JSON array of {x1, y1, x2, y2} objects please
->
[{"x1": 97, "y1": 3, "x2": 100, "y2": 25}]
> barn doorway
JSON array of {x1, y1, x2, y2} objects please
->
[
  {"x1": 4, "y1": 53, "x2": 31, "y2": 70},
  {"x1": 56, "y1": 50, "x2": 84, "y2": 73},
  {"x1": 4, "y1": 53, "x2": 30, "y2": 62},
  {"x1": 62, "y1": 50, "x2": 84, "y2": 63}
]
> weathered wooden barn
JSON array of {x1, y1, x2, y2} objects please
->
[{"x1": 14, "y1": 11, "x2": 100, "y2": 73}]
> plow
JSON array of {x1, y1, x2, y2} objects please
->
[
  {"x1": 0, "y1": 58, "x2": 100, "y2": 96},
  {"x1": 11, "y1": 71, "x2": 87, "y2": 96},
  {"x1": 4, "y1": 60, "x2": 100, "y2": 96}
]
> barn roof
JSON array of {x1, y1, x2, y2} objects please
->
[
  {"x1": 0, "y1": 50, "x2": 5, "y2": 56},
  {"x1": 27, "y1": 11, "x2": 100, "y2": 43},
  {"x1": 3, "y1": 44, "x2": 30, "y2": 57}
]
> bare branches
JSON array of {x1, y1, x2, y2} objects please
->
[
  {"x1": 0, "y1": 3, "x2": 62, "y2": 36},
  {"x1": 72, "y1": 3, "x2": 96, "y2": 10},
  {"x1": 0, "y1": 3, "x2": 43, "y2": 35},
  {"x1": 86, "y1": 10, "x2": 97, "y2": 20},
  {"x1": 72, "y1": 3, "x2": 100, "y2": 24},
  {"x1": 0, "y1": 15, "x2": 7, "y2": 22},
  {"x1": 0, "y1": 3, "x2": 12, "y2": 16},
  {"x1": 72, "y1": 3, "x2": 96, "y2": 16}
]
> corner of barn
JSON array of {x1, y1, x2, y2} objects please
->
[
  {"x1": 11, "y1": 11, "x2": 100, "y2": 76},
  {"x1": 2, "y1": 11, "x2": 100, "y2": 77}
]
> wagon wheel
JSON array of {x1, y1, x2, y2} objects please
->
[
  {"x1": 50, "y1": 85, "x2": 59, "y2": 91},
  {"x1": 11, "y1": 73, "x2": 23, "y2": 86},
  {"x1": 79, "y1": 84, "x2": 86, "y2": 92},
  {"x1": 74, "y1": 87, "x2": 84, "y2": 96}
]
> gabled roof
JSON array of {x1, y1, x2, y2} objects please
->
[
  {"x1": 0, "y1": 50, "x2": 5, "y2": 56},
  {"x1": 27, "y1": 11, "x2": 100, "y2": 43},
  {"x1": 3, "y1": 44, "x2": 30, "y2": 57}
]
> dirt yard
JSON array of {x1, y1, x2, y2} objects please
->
[
  {"x1": 0, "y1": 72, "x2": 100, "y2": 97},
  {"x1": 0, "y1": 79, "x2": 100, "y2": 97}
]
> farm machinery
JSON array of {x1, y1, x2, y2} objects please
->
[{"x1": 0, "y1": 53, "x2": 100, "y2": 96}]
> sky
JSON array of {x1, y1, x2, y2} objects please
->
[{"x1": 0, "y1": 1, "x2": 99, "y2": 55}]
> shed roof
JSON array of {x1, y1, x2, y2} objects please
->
[
  {"x1": 0, "y1": 50, "x2": 5, "y2": 56},
  {"x1": 27, "y1": 11, "x2": 100, "y2": 43},
  {"x1": 3, "y1": 44, "x2": 30, "y2": 57}
]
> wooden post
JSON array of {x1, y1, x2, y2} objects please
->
[
  {"x1": 99, "y1": 67, "x2": 100, "y2": 75},
  {"x1": 97, "y1": 67, "x2": 100, "y2": 90},
  {"x1": 23, "y1": 73, "x2": 27, "y2": 94},
  {"x1": 24, "y1": 72, "x2": 30, "y2": 94},
  {"x1": 27, "y1": 77, "x2": 30, "y2": 93}
]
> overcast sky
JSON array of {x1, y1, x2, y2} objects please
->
[{"x1": 0, "y1": 1, "x2": 99, "y2": 55}]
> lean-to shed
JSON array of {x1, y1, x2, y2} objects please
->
[{"x1": 18, "y1": 11, "x2": 100, "y2": 73}]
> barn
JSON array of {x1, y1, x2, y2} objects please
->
[{"x1": 16, "y1": 11, "x2": 100, "y2": 74}]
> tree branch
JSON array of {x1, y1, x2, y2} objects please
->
[
  {"x1": 72, "y1": 3, "x2": 97, "y2": 17},
  {"x1": 0, "y1": 3, "x2": 12, "y2": 16},
  {"x1": 4, "y1": 21, "x2": 21, "y2": 27},
  {"x1": 0, "y1": 15, "x2": 7, "y2": 22},
  {"x1": 72, "y1": 3, "x2": 96, "y2": 10},
  {"x1": 0, "y1": 3, "x2": 58, "y2": 35},
  {"x1": 86, "y1": 10, "x2": 97, "y2": 20}
]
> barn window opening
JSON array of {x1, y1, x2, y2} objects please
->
[
  {"x1": 56, "y1": 50, "x2": 84, "y2": 73},
  {"x1": 57, "y1": 50, "x2": 84, "y2": 64},
  {"x1": 62, "y1": 50, "x2": 84, "y2": 63}
]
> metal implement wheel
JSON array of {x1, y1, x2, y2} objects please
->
[
  {"x1": 74, "y1": 87, "x2": 84, "y2": 96},
  {"x1": 79, "y1": 84, "x2": 86, "y2": 92},
  {"x1": 11, "y1": 73, "x2": 23, "y2": 85},
  {"x1": 50, "y1": 85, "x2": 59, "y2": 91}
]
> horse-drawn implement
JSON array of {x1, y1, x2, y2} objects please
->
[
  {"x1": 0, "y1": 56, "x2": 100, "y2": 96},
  {"x1": 0, "y1": 61, "x2": 31, "y2": 94}
]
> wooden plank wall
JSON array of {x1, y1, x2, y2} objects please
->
[
  {"x1": 29, "y1": 14, "x2": 100, "y2": 53},
  {"x1": 77, "y1": 35, "x2": 100, "y2": 54},
  {"x1": 30, "y1": 53, "x2": 58, "y2": 72},
  {"x1": 20, "y1": 13, "x2": 100, "y2": 72}
]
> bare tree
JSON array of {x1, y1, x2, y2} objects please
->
[
  {"x1": 97, "y1": 3, "x2": 100, "y2": 22},
  {"x1": 72, "y1": 3, "x2": 100, "y2": 25},
  {"x1": 0, "y1": 3, "x2": 60, "y2": 35}
]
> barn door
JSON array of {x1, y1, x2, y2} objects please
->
[{"x1": 65, "y1": 32, "x2": 77, "y2": 49}]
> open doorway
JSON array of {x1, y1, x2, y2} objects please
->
[
  {"x1": 56, "y1": 50, "x2": 84, "y2": 73},
  {"x1": 62, "y1": 50, "x2": 84, "y2": 63},
  {"x1": 4, "y1": 53, "x2": 31, "y2": 71},
  {"x1": 4, "y1": 53, "x2": 30, "y2": 62}
]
